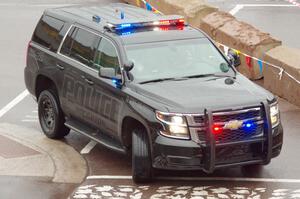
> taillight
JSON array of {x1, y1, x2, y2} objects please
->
[{"x1": 26, "y1": 41, "x2": 31, "y2": 66}]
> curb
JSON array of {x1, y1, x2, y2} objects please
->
[{"x1": 0, "y1": 123, "x2": 87, "y2": 184}]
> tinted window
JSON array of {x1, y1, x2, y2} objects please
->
[
  {"x1": 60, "y1": 26, "x2": 77, "y2": 56},
  {"x1": 68, "y1": 28, "x2": 97, "y2": 67},
  {"x1": 94, "y1": 38, "x2": 120, "y2": 74},
  {"x1": 32, "y1": 15, "x2": 65, "y2": 52}
]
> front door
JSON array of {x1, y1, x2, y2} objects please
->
[
  {"x1": 81, "y1": 36, "x2": 125, "y2": 139},
  {"x1": 58, "y1": 25, "x2": 100, "y2": 123}
]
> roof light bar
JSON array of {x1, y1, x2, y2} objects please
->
[
  {"x1": 105, "y1": 17, "x2": 185, "y2": 32},
  {"x1": 153, "y1": 19, "x2": 185, "y2": 26}
]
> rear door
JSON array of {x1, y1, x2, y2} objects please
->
[{"x1": 28, "y1": 15, "x2": 65, "y2": 96}]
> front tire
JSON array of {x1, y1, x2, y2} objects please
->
[
  {"x1": 38, "y1": 89, "x2": 69, "y2": 139},
  {"x1": 132, "y1": 128, "x2": 153, "y2": 183}
]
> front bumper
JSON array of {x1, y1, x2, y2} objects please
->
[
  {"x1": 152, "y1": 103, "x2": 283, "y2": 172},
  {"x1": 152, "y1": 124, "x2": 283, "y2": 171}
]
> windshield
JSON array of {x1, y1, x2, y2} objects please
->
[{"x1": 125, "y1": 38, "x2": 234, "y2": 83}]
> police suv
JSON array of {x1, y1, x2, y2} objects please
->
[{"x1": 25, "y1": 3, "x2": 283, "y2": 182}]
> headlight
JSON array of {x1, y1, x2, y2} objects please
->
[
  {"x1": 270, "y1": 102, "x2": 280, "y2": 128},
  {"x1": 156, "y1": 111, "x2": 190, "y2": 139}
]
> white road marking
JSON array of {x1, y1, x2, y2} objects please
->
[
  {"x1": 229, "y1": 4, "x2": 244, "y2": 15},
  {"x1": 87, "y1": 175, "x2": 132, "y2": 180},
  {"x1": 0, "y1": 90, "x2": 29, "y2": 118},
  {"x1": 21, "y1": 119, "x2": 38, "y2": 123},
  {"x1": 86, "y1": 175, "x2": 300, "y2": 183},
  {"x1": 80, "y1": 140, "x2": 97, "y2": 154},
  {"x1": 25, "y1": 115, "x2": 38, "y2": 119},
  {"x1": 0, "y1": 3, "x2": 76, "y2": 7},
  {"x1": 32, "y1": 110, "x2": 38, "y2": 113},
  {"x1": 229, "y1": 4, "x2": 297, "y2": 16}
]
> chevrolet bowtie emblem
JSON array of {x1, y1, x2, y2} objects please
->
[{"x1": 223, "y1": 120, "x2": 243, "y2": 130}]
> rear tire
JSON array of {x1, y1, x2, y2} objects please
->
[
  {"x1": 132, "y1": 128, "x2": 153, "y2": 183},
  {"x1": 38, "y1": 89, "x2": 70, "y2": 139}
]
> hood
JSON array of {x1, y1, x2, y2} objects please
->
[{"x1": 133, "y1": 74, "x2": 274, "y2": 113}]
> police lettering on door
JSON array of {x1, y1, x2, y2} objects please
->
[{"x1": 62, "y1": 74, "x2": 121, "y2": 124}]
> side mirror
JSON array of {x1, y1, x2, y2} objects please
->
[
  {"x1": 227, "y1": 49, "x2": 241, "y2": 67},
  {"x1": 123, "y1": 60, "x2": 134, "y2": 72},
  {"x1": 99, "y1": 67, "x2": 122, "y2": 88},
  {"x1": 99, "y1": 67, "x2": 116, "y2": 79}
]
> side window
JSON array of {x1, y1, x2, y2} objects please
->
[
  {"x1": 32, "y1": 15, "x2": 65, "y2": 52},
  {"x1": 94, "y1": 38, "x2": 120, "y2": 74},
  {"x1": 60, "y1": 26, "x2": 77, "y2": 56},
  {"x1": 60, "y1": 27, "x2": 98, "y2": 67}
]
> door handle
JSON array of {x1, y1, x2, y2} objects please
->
[
  {"x1": 56, "y1": 63, "x2": 65, "y2": 70},
  {"x1": 85, "y1": 78, "x2": 94, "y2": 85}
]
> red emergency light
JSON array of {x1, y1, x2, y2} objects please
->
[{"x1": 212, "y1": 125, "x2": 223, "y2": 134}]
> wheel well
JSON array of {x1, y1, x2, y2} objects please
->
[
  {"x1": 122, "y1": 117, "x2": 146, "y2": 148},
  {"x1": 35, "y1": 75, "x2": 58, "y2": 99}
]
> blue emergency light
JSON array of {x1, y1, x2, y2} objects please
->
[{"x1": 242, "y1": 121, "x2": 257, "y2": 133}]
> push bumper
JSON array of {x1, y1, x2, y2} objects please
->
[
  {"x1": 152, "y1": 124, "x2": 283, "y2": 171},
  {"x1": 152, "y1": 103, "x2": 283, "y2": 172}
]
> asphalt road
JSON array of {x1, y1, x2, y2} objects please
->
[{"x1": 0, "y1": 0, "x2": 299, "y2": 199}]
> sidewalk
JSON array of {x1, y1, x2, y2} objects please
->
[{"x1": 0, "y1": 123, "x2": 87, "y2": 198}]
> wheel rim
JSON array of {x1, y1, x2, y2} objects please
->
[{"x1": 41, "y1": 97, "x2": 55, "y2": 130}]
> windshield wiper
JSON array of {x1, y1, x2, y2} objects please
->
[
  {"x1": 139, "y1": 77, "x2": 187, "y2": 84},
  {"x1": 184, "y1": 72, "x2": 235, "y2": 79},
  {"x1": 139, "y1": 73, "x2": 235, "y2": 84},
  {"x1": 183, "y1": 74, "x2": 215, "y2": 79}
]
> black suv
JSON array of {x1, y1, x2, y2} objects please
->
[{"x1": 25, "y1": 3, "x2": 283, "y2": 182}]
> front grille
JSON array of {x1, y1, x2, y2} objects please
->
[
  {"x1": 213, "y1": 108, "x2": 262, "y2": 123},
  {"x1": 193, "y1": 115, "x2": 205, "y2": 124},
  {"x1": 215, "y1": 124, "x2": 263, "y2": 143},
  {"x1": 191, "y1": 106, "x2": 264, "y2": 144},
  {"x1": 197, "y1": 124, "x2": 263, "y2": 144}
]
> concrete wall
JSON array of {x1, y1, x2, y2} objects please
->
[
  {"x1": 264, "y1": 46, "x2": 300, "y2": 107},
  {"x1": 200, "y1": 11, "x2": 281, "y2": 80}
]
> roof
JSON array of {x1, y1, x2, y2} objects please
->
[
  {"x1": 48, "y1": 3, "x2": 158, "y2": 27},
  {"x1": 46, "y1": 3, "x2": 206, "y2": 44}
]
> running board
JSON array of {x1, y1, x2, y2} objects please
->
[{"x1": 65, "y1": 119, "x2": 127, "y2": 154}]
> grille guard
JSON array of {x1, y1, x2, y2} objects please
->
[{"x1": 202, "y1": 101, "x2": 273, "y2": 173}]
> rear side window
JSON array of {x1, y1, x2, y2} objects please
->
[
  {"x1": 32, "y1": 15, "x2": 65, "y2": 52},
  {"x1": 60, "y1": 27, "x2": 98, "y2": 67}
]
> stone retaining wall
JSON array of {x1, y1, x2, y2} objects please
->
[
  {"x1": 264, "y1": 46, "x2": 300, "y2": 107},
  {"x1": 200, "y1": 11, "x2": 281, "y2": 80}
]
